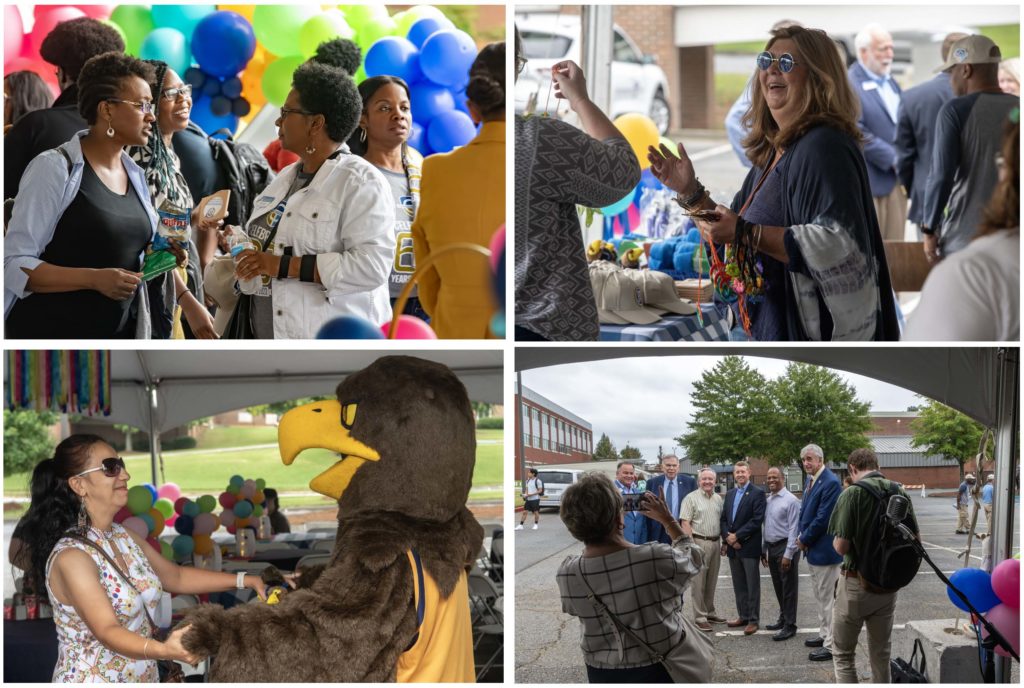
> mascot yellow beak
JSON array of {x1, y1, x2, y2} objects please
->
[{"x1": 278, "y1": 400, "x2": 380, "y2": 500}]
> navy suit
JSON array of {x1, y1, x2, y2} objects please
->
[
  {"x1": 895, "y1": 73, "x2": 954, "y2": 225},
  {"x1": 645, "y1": 473, "x2": 697, "y2": 544},
  {"x1": 797, "y1": 468, "x2": 843, "y2": 566},
  {"x1": 849, "y1": 62, "x2": 902, "y2": 198},
  {"x1": 721, "y1": 482, "x2": 766, "y2": 624}
]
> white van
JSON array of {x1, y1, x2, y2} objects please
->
[{"x1": 535, "y1": 469, "x2": 585, "y2": 508}]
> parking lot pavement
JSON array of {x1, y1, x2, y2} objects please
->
[{"x1": 514, "y1": 493, "x2": 1020, "y2": 683}]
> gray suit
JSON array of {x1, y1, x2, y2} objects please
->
[{"x1": 895, "y1": 73, "x2": 954, "y2": 226}]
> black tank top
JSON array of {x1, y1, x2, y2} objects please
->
[{"x1": 6, "y1": 161, "x2": 153, "y2": 338}]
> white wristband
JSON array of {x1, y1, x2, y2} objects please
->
[{"x1": 236, "y1": 572, "x2": 246, "y2": 590}]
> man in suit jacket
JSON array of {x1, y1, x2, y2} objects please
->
[
  {"x1": 645, "y1": 454, "x2": 697, "y2": 544},
  {"x1": 895, "y1": 33, "x2": 966, "y2": 233},
  {"x1": 796, "y1": 444, "x2": 844, "y2": 663},
  {"x1": 849, "y1": 23, "x2": 907, "y2": 241},
  {"x1": 720, "y1": 460, "x2": 767, "y2": 635}
]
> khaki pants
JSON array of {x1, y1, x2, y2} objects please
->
[
  {"x1": 873, "y1": 186, "x2": 908, "y2": 241},
  {"x1": 956, "y1": 506, "x2": 970, "y2": 532},
  {"x1": 808, "y1": 562, "x2": 841, "y2": 650},
  {"x1": 984, "y1": 504, "x2": 993, "y2": 533},
  {"x1": 690, "y1": 537, "x2": 721, "y2": 623},
  {"x1": 832, "y1": 575, "x2": 897, "y2": 683}
]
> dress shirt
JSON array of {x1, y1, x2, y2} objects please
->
[
  {"x1": 679, "y1": 489, "x2": 723, "y2": 538},
  {"x1": 665, "y1": 477, "x2": 681, "y2": 519},
  {"x1": 859, "y1": 60, "x2": 901, "y2": 123},
  {"x1": 762, "y1": 487, "x2": 801, "y2": 560},
  {"x1": 730, "y1": 482, "x2": 748, "y2": 523},
  {"x1": 806, "y1": 464, "x2": 826, "y2": 492}
]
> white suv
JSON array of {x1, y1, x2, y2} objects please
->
[{"x1": 515, "y1": 14, "x2": 672, "y2": 134}]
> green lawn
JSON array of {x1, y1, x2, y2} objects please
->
[
  {"x1": 192, "y1": 425, "x2": 279, "y2": 449},
  {"x1": 715, "y1": 72, "x2": 751, "y2": 117},
  {"x1": 4, "y1": 430, "x2": 504, "y2": 503},
  {"x1": 980, "y1": 24, "x2": 1020, "y2": 59}
]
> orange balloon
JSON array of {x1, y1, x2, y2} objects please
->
[
  {"x1": 148, "y1": 508, "x2": 166, "y2": 537},
  {"x1": 193, "y1": 534, "x2": 213, "y2": 556}
]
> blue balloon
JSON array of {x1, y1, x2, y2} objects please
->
[
  {"x1": 450, "y1": 86, "x2": 469, "y2": 115},
  {"x1": 190, "y1": 94, "x2": 238, "y2": 136},
  {"x1": 233, "y1": 500, "x2": 253, "y2": 518},
  {"x1": 202, "y1": 78, "x2": 222, "y2": 97},
  {"x1": 140, "y1": 28, "x2": 191, "y2": 78},
  {"x1": 419, "y1": 30, "x2": 476, "y2": 88},
  {"x1": 229, "y1": 475, "x2": 244, "y2": 487},
  {"x1": 407, "y1": 121, "x2": 426, "y2": 154},
  {"x1": 184, "y1": 67, "x2": 206, "y2": 88},
  {"x1": 406, "y1": 16, "x2": 454, "y2": 49},
  {"x1": 171, "y1": 534, "x2": 194, "y2": 559},
  {"x1": 210, "y1": 95, "x2": 232, "y2": 117},
  {"x1": 222, "y1": 76, "x2": 243, "y2": 99},
  {"x1": 182, "y1": 500, "x2": 200, "y2": 518},
  {"x1": 948, "y1": 568, "x2": 1001, "y2": 613},
  {"x1": 151, "y1": 5, "x2": 215, "y2": 38},
  {"x1": 175, "y1": 514, "x2": 194, "y2": 536},
  {"x1": 410, "y1": 82, "x2": 454, "y2": 125},
  {"x1": 231, "y1": 97, "x2": 251, "y2": 117},
  {"x1": 316, "y1": 315, "x2": 386, "y2": 339},
  {"x1": 365, "y1": 37, "x2": 422, "y2": 85},
  {"x1": 191, "y1": 11, "x2": 256, "y2": 78},
  {"x1": 601, "y1": 184, "x2": 638, "y2": 215},
  {"x1": 427, "y1": 110, "x2": 475, "y2": 153},
  {"x1": 143, "y1": 483, "x2": 158, "y2": 503}
]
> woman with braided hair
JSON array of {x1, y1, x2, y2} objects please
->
[{"x1": 127, "y1": 60, "x2": 218, "y2": 339}]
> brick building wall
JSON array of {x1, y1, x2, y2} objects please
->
[
  {"x1": 613, "y1": 6, "x2": 681, "y2": 129},
  {"x1": 514, "y1": 393, "x2": 593, "y2": 480}
]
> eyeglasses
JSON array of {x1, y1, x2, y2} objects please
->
[
  {"x1": 757, "y1": 51, "x2": 800, "y2": 73},
  {"x1": 108, "y1": 98, "x2": 154, "y2": 114},
  {"x1": 161, "y1": 85, "x2": 192, "y2": 101},
  {"x1": 73, "y1": 457, "x2": 127, "y2": 479},
  {"x1": 280, "y1": 106, "x2": 313, "y2": 118},
  {"x1": 516, "y1": 56, "x2": 529, "y2": 77}
]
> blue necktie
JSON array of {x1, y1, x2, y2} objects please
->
[{"x1": 667, "y1": 480, "x2": 676, "y2": 520}]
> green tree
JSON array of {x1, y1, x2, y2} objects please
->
[
  {"x1": 764, "y1": 362, "x2": 873, "y2": 479},
  {"x1": 620, "y1": 444, "x2": 642, "y2": 461},
  {"x1": 471, "y1": 401, "x2": 493, "y2": 419},
  {"x1": 593, "y1": 433, "x2": 618, "y2": 461},
  {"x1": 246, "y1": 396, "x2": 330, "y2": 417},
  {"x1": 113, "y1": 423, "x2": 140, "y2": 452},
  {"x1": 4, "y1": 409, "x2": 59, "y2": 475},
  {"x1": 911, "y1": 399, "x2": 988, "y2": 482},
  {"x1": 676, "y1": 356, "x2": 773, "y2": 463}
]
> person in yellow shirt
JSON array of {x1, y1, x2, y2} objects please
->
[{"x1": 412, "y1": 42, "x2": 506, "y2": 339}]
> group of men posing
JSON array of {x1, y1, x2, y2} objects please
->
[{"x1": 613, "y1": 447, "x2": 918, "y2": 684}]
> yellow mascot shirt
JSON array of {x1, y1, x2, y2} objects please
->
[{"x1": 396, "y1": 549, "x2": 476, "y2": 682}]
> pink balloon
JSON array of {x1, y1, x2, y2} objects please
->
[
  {"x1": 75, "y1": 5, "x2": 115, "y2": 20},
  {"x1": 240, "y1": 482, "x2": 256, "y2": 500},
  {"x1": 122, "y1": 516, "x2": 150, "y2": 538},
  {"x1": 193, "y1": 512, "x2": 217, "y2": 535},
  {"x1": 982, "y1": 603, "x2": 1019, "y2": 658},
  {"x1": 220, "y1": 509, "x2": 235, "y2": 527},
  {"x1": 174, "y1": 497, "x2": 189, "y2": 514},
  {"x1": 381, "y1": 315, "x2": 437, "y2": 340},
  {"x1": 113, "y1": 506, "x2": 132, "y2": 524},
  {"x1": 488, "y1": 224, "x2": 505, "y2": 272},
  {"x1": 4, "y1": 6, "x2": 24, "y2": 66},
  {"x1": 157, "y1": 482, "x2": 182, "y2": 502},
  {"x1": 164, "y1": 511, "x2": 178, "y2": 527},
  {"x1": 4, "y1": 56, "x2": 60, "y2": 97},
  {"x1": 30, "y1": 6, "x2": 86, "y2": 57},
  {"x1": 991, "y1": 558, "x2": 1019, "y2": 609}
]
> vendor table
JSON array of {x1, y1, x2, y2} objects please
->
[
  {"x1": 4, "y1": 618, "x2": 57, "y2": 682},
  {"x1": 599, "y1": 305, "x2": 729, "y2": 342}
]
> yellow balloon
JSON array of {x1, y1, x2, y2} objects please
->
[
  {"x1": 613, "y1": 113, "x2": 660, "y2": 171},
  {"x1": 218, "y1": 5, "x2": 254, "y2": 22}
]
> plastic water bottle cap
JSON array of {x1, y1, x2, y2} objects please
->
[{"x1": 229, "y1": 244, "x2": 246, "y2": 258}]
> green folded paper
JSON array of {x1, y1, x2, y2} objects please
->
[{"x1": 142, "y1": 249, "x2": 179, "y2": 281}]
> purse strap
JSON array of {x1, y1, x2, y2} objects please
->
[
  {"x1": 571, "y1": 558, "x2": 684, "y2": 665},
  {"x1": 910, "y1": 637, "x2": 927, "y2": 676},
  {"x1": 67, "y1": 533, "x2": 160, "y2": 637}
]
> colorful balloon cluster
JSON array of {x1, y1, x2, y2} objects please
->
[
  {"x1": 169, "y1": 492, "x2": 222, "y2": 559},
  {"x1": 114, "y1": 482, "x2": 184, "y2": 561},
  {"x1": 6, "y1": 4, "x2": 479, "y2": 151},
  {"x1": 217, "y1": 475, "x2": 268, "y2": 536},
  {"x1": 598, "y1": 115, "x2": 670, "y2": 237},
  {"x1": 948, "y1": 559, "x2": 1019, "y2": 658}
]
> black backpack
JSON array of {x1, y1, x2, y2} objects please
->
[
  {"x1": 850, "y1": 479, "x2": 921, "y2": 592},
  {"x1": 206, "y1": 128, "x2": 275, "y2": 227},
  {"x1": 536, "y1": 479, "x2": 544, "y2": 496}
]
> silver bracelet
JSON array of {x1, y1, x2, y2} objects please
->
[{"x1": 236, "y1": 571, "x2": 246, "y2": 589}]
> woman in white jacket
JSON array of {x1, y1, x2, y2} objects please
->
[{"x1": 233, "y1": 61, "x2": 394, "y2": 339}]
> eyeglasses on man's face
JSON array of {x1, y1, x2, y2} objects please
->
[
  {"x1": 73, "y1": 457, "x2": 127, "y2": 479},
  {"x1": 757, "y1": 51, "x2": 799, "y2": 74},
  {"x1": 108, "y1": 98, "x2": 154, "y2": 114}
]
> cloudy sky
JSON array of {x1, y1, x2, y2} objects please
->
[{"x1": 519, "y1": 355, "x2": 920, "y2": 462}]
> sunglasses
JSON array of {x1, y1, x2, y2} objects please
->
[
  {"x1": 73, "y1": 457, "x2": 127, "y2": 478},
  {"x1": 757, "y1": 51, "x2": 800, "y2": 73}
]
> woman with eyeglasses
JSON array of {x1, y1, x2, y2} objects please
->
[
  {"x1": 15, "y1": 435, "x2": 273, "y2": 681},
  {"x1": 649, "y1": 26, "x2": 899, "y2": 341},
  {"x1": 411, "y1": 42, "x2": 506, "y2": 338},
  {"x1": 514, "y1": 27, "x2": 642, "y2": 342},
  {"x1": 5, "y1": 51, "x2": 173, "y2": 338},
  {"x1": 127, "y1": 60, "x2": 218, "y2": 340},
  {"x1": 230, "y1": 61, "x2": 394, "y2": 338},
  {"x1": 347, "y1": 75, "x2": 428, "y2": 322}
]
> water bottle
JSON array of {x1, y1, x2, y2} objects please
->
[{"x1": 228, "y1": 227, "x2": 260, "y2": 294}]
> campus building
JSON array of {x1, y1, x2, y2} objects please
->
[{"x1": 514, "y1": 382, "x2": 593, "y2": 481}]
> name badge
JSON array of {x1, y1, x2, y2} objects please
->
[{"x1": 862, "y1": 81, "x2": 879, "y2": 92}]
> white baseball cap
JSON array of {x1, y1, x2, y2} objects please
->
[
  {"x1": 631, "y1": 268, "x2": 698, "y2": 316},
  {"x1": 593, "y1": 265, "x2": 664, "y2": 325}
]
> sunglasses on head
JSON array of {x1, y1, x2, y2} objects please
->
[
  {"x1": 74, "y1": 457, "x2": 126, "y2": 478},
  {"x1": 757, "y1": 51, "x2": 799, "y2": 73}
]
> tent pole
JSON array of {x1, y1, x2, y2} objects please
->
[
  {"x1": 147, "y1": 383, "x2": 160, "y2": 486},
  {"x1": 516, "y1": 372, "x2": 527, "y2": 490},
  {"x1": 991, "y1": 347, "x2": 1017, "y2": 683}
]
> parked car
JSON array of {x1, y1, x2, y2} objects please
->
[
  {"x1": 535, "y1": 468, "x2": 585, "y2": 508},
  {"x1": 515, "y1": 13, "x2": 672, "y2": 134}
]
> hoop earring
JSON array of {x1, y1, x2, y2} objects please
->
[
  {"x1": 359, "y1": 127, "x2": 367, "y2": 143},
  {"x1": 105, "y1": 120, "x2": 115, "y2": 138},
  {"x1": 77, "y1": 498, "x2": 89, "y2": 531}
]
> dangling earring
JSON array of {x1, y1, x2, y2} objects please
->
[
  {"x1": 359, "y1": 127, "x2": 367, "y2": 143},
  {"x1": 77, "y1": 498, "x2": 88, "y2": 531},
  {"x1": 304, "y1": 141, "x2": 316, "y2": 155},
  {"x1": 106, "y1": 120, "x2": 115, "y2": 138}
]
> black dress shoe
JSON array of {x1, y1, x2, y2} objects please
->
[
  {"x1": 765, "y1": 620, "x2": 785, "y2": 631},
  {"x1": 772, "y1": 627, "x2": 797, "y2": 641},
  {"x1": 804, "y1": 636, "x2": 824, "y2": 648},
  {"x1": 808, "y1": 647, "x2": 833, "y2": 661}
]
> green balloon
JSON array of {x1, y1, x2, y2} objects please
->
[
  {"x1": 160, "y1": 540, "x2": 174, "y2": 560},
  {"x1": 127, "y1": 485, "x2": 154, "y2": 516},
  {"x1": 252, "y1": 504, "x2": 264, "y2": 517},
  {"x1": 226, "y1": 482, "x2": 241, "y2": 495},
  {"x1": 357, "y1": 16, "x2": 398, "y2": 52},
  {"x1": 299, "y1": 10, "x2": 355, "y2": 59},
  {"x1": 262, "y1": 55, "x2": 305, "y2": 107},
  {"x1": 154, "y1": 498, "x2": 175, "y2": 520},
  {"x1": 255, "y1": 478, "x2": 267, "y2": 490},
  {"x1": 354, "y1": 64, "x2": 366, "y2": 84},
  {"x1": 341, "y1": 4, "x2": 390, "y2": 31},
  {"x1": 252, "y1": 4, "x2": 320, "y2": 58},
  {"x1": 110, "y1": 5, "x2": 155, "y2": 56},
  {"x1": 197, "y1": 494, "x2": 217, "y2": 514},
  {"x1": 99, "y1": 19, "x2": 128, "y2": 50}
]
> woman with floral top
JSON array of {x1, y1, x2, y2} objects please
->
[{"x1": 17, "y1": 434, "x2": 277, "y2": 681}]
